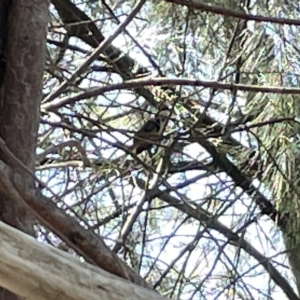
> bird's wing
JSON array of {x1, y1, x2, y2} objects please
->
[{"x1": 137, "y1": 119, "x2": 160, "y2": 135}]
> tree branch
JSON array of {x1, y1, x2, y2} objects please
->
[
  {"x1": 0, "y1": 221, "x2": 167, "y2": 300},
  {"x1": 0, "y1": 158, "x2": 154, "y2": 290}
]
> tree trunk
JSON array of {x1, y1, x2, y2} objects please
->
[{"x1": 0, "y1": 0, "x2": 49, "y2": 298}]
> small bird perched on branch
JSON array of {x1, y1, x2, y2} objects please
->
[{"x1": 132, "y1": 107, "x2": 170, "y2": 155}]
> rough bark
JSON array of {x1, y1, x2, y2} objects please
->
[
  {"x1": 0, "y1": 221, "x2": 167, "y2": 300},
  {"x1": 0, "y1": 0, "x2": 49, "y2": 299},
  {"x1": 0, "y1": 0, "x2": 10, "y2": 87}
]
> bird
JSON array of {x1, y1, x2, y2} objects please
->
[{"x1": 132, "y1": 108, "x2": 170, "y2": 155}]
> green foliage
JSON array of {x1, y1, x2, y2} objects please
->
[{"x1": 38, "y1": 0, "x2": 300, "y2": 298}]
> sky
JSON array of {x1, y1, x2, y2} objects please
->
[{"x1": 40, "y1": 3, "x2": 297, "y2": 299}]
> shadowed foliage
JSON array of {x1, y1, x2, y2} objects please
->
[{"x1": 0, "y1": 0, "x2": 300, "y2": 299}]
